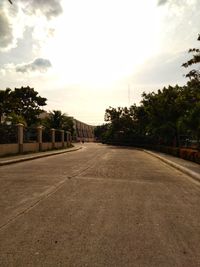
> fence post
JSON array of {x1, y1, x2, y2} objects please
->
[
  {"x1": 51, "y1": 128, "x2": 55, "y2": 149},
  {"x1": 69, "y1": 132, "x2": 72, "y2": 145},
  {"x1": 17, "y1": 123, "x2": 24, "y2": 153},
  {"x1": 66, "y1": 131, "x2": 69, "y2": 146},
  {"x1": 61, "y1": 130, "x2": 64, "y2": 148},
  {"x1": 37, "y1": 126, "x2": 43, "y2": 151}
]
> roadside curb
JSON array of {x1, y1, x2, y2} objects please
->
[
  {"x1": 0, "y1": 146, "x2": 83, "y2": 166},
  {"x1": 143, "y1": 150, "x2": 200, "y2": 183}
]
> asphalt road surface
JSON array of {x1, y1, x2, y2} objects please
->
[{"x1": 0, "y1": 143, "x2": 200, "y2": 267}]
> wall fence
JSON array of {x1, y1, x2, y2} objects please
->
[{"x1": 0, "y1": 124, "x2": 72, "y2": 157}]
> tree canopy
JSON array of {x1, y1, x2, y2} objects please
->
[
  {"x1": 0, "y1": 86, "x2": 47, "y2": 126},
  {"x1": 95, "y1": 34, "x2": 200, "y2": 149},
  {"x1": 182, "y1": 34, "x2": 200, "y2": 81},
  {"x1": 42, "y1": 110, "x2": 74, "y2": 134}
]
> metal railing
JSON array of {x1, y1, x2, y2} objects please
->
[{"x1": 0, "y1": 125, "x2": 18, "y2": 144}]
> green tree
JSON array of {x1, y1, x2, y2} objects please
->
[
  {"x1": 182, "y1": 34, "x2": 200, "y2": 81},
  {"x1": 96, "y1": 35, "x2": 200, "y2": 148},
  {"x1": 11, "y1": 86, "x2": 47, "y2": 126},
  {"x1": 0, "y1": 86, "x2": 47, "y2": 126},
  {"x1": 104, "y1": 106, "x2": 137, "y2": 144},
  {"x1": 94, "y1": 124, "x2": 110, "y2": 142},
  {"x1": 141, "y1": 85, "x2": 185, "y2": 146},
  {"x1": 43, "y1": 110, "x2": 74, "y2": 133},
  {"x1": 0, "y1": 88, "x2": 12, "y2": 123},
  {"x1": 181, "y1": 34, "x2": 200, "y2": 147},
  {"x1": 4, "y1": 113, "x2": 27, "y2": 126}
]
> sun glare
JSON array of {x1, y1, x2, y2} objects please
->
[{"x1": 41, "y1": 0, "x2": 161, "y2": 87}]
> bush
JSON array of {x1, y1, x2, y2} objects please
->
[
  {"x1": 179, "y1": 148, "x2": 200, "y2": 163},
  {"x1": 154, "y1": 145, "x2": 180, "y2": 157},
  {"x1": 148, "y1": 145, "x2": 200, "y2": 164}
]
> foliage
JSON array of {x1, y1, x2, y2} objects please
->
[
  {"x1": 0, "y1": 86, "x2": 47, "y2": 126},
  {"x1": 4, "y1": 113, "x2": 27, "y2": 126},
  {"x1": 0, "y1": 88, "x2": 13, "y2": 122},
  {"x1": 97, "y1": 35, "x2": 200, "y2": 150},
  {"x1": 94, "y1": 124, "x2": 110, "y2": 142},
  {"x1": 42, "y1": 110, "x2": 74, "y2": 133},
  {"x1": 100, "y1": 81, "x2": 200, "y2": 148},
  {"x1": 104, "y1": 106, "x2": 137, "y2": 145},
  {"x1": 141, "y1": 85, "x2": 184, "y2": 146},
  {"x1": 179, "y1": 148, "x2": 200, "y2": 163},
  {"x1": 0, "y1": 125, "x2": 17, "y2": 144},
  {"x1": 182, "y1": 34, "x2": 200, "y2": 81}
]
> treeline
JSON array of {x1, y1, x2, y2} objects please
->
[
  {"x1": 0, "y1": 86, "x2": 74, "y2": 133},
  {"x1": 95, "y1": 35, "x2": 200, "y2": 149}
]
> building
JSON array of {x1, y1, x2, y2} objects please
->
[{"x1": 73, "y1": 119, "x2": 95, "y2": 142}]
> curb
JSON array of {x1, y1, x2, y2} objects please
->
[
  {"x1": 0, "y1": 147, "x2": 82, "y2": 166},
  {"x1": 143, "y1": 150, "x2": 200, "y2": 183}
]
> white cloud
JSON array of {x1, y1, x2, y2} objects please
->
[
  {"x1": 157, "y1": 0, "x2": 196, "y2": 7},
  {"x1": 0, "y1": 10, "x2": 13, "y2": 49},
  {"x1": 16, "y1": 58, "x2": 52, "y2": 73},
  {"x1": 19, "y1": 0, "x2": 63, "y2": 19},
  {"x1": 157, "y1": 0, "x2": 168, "y2": 5},
  {"x1": 0, "y1": 0, "x2": 63, "y2": 51}
]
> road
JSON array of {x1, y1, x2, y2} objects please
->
[{"x1": 0, "y1": 143, "x2": 200, "y2": 267}]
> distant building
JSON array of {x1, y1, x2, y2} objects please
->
[
  {"x1": 73, "y1": 119, "x2": 95, "y2": 142},
  {"x1": 39, "y1": 112, "x2": 95, "y2": 142}
]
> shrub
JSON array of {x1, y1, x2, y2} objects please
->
[{"x1": 179, "y1": 148, "x2": 200, "y2": 163}]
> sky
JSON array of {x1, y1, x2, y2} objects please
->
[{"x1": 0, "y1": 0, "x2": 200, "y2": 125}]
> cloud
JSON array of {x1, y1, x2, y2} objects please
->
[
  {"x1": 157, "y1": 0, "x2": 197, "y2": 7},
  {"x1": 0, "y1": 0, "x2": 62, "y2": 50},
  {"x1": 0, "y1": 11, "x2": 13, "y2": 49},
  {"x1": 157, "y1": 0, "x2": 168, "y2": 5},
  {"x1": 16, "y1": 58, "x2": 52, "y2": 73},
  {"x1": 19, "y1": 0, "x2": 63, "y2": 19}
]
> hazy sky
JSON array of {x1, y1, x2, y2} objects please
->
[{"x1": 0, "y1": 0, "x2": 200, "y2": 125}]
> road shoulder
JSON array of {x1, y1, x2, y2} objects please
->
[
  {"x1": 0, "y1": 145, "x2": 82, "y2": 166},
  {"x1": 144, "y1": 149, "x2": 200, "y2": 183}
]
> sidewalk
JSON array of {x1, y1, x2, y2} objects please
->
[
  {"x1": 0, "y1": 144, "x2": 82, "y2": 166},
  {"x1": 144, "y1": 149, "x2": 200, "y2": 183}
]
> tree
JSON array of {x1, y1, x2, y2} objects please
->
[
  {"x1": 12, "y1": 86, "x2": 47, "y2": 126},
  {"x1": 0, "y1": 86, "x2": 47, "y2": 126},
  {"x1": 94, "y1": 124, "x2": 110, "y2": 142},
  {"x1": 102, "y1": 85, "x2": 192, "y2": 147},
  {"x1": 104, "y1": 106, "x2": 137, "y2": 145},
  {"x1": 0, "y1": 88, "x2": 12, "y2": 123},
  {"x1": 181, "y1": 34, "x2": 200, "y2": 147},
  {"x1": 140, "y1": 85, "x2": 185, "y2": 146},
  {"x1": 42, "y1": 110, "x2": 74, "y2": 133},
  {"x1": 4, "y1": 113, "x2": 27, "y2": 126},
  {"x1": 182, "y1": 34, "x2": 200, "y2": 81}
]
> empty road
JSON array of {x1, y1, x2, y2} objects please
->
[{"x1": 0, "y1": 143, "x2": 200, "y2": 266}]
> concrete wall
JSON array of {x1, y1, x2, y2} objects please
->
[
  {"x1": 0, "y1": 144, "x2": 18, "y2": 156},
  {"x1": 0, "y1": 124, "x2": 72, "y2": 157},
  {"x1": 55, "y1": 142, "x2": 64, "y2": 149},
  {"x1": 23, "y1": 143, "x2": 39, "y2": 153},
  {"x1": 41, "y1": 143, "x2": 53, "y2": 151},
  {"x1": 0, "y1": 141, "x2": 70, "y2": 157}
]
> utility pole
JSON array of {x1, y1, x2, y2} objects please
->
[{"x1": 128, "y1": 84, "x2": 130, "y2": 107}]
